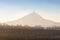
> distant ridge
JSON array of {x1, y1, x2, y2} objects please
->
[{"x1": 6, "y1": 11, "x2": 60, "y2": 27}]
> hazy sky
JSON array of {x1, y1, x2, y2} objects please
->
[{"x1": 0, "y1": 0, "x2": 60, "y2": 22}]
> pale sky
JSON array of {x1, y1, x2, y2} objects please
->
[{"x1": 0, "y1": 0, "x2": 60, "y2": 22}]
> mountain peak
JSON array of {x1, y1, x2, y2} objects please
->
[
  {"x1": 32, "y1": 11, "x2": 37, "y2": 13},
  {"x1": 6, "y1": 11, "x2": 60, "y2": 27},
  {"x1": 30, "y1": 11, "x2": 38, "y2": 15},
  {"x1": 28, "y1": 11, "x2": 43, "y2": 19}
]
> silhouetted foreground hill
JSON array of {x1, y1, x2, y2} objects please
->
[{"x1": 0, "y1": 25, "x2": 60, "y2": 40}]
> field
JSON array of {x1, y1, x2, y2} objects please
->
[{"x1": 0, "y1": 25, "x2": 60, "y2": 40}]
